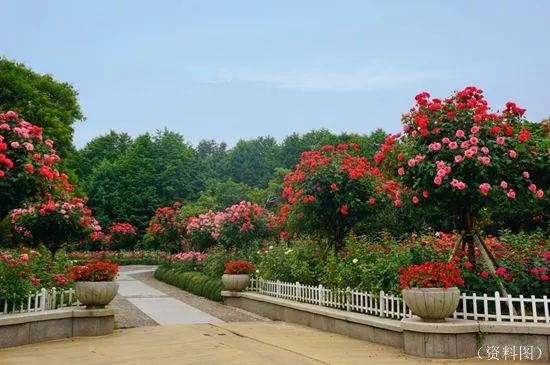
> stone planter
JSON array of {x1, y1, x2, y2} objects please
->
[
  {"x1": 74, "y1": 281, "x2": 119, "y2": 309},
  {"x1": 402, "y1": 287, "x2": 460, "y2": 321},
  {"x1": 222, "y1": 274, "x2": 250, "y2": 291}
]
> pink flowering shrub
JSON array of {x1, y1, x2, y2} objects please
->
[
  {"x1": 167, "y1": 250, "x2": 206, "y2": 272},
  {"x1": 186, "y1": 201, "x2": 278, "y2": 250},
  {"x1": 10, "y1": 197, "x2": 102, "y2": 253},
  {"x1": 0, "y1": 111, "x2": 73, "y2": 221}
]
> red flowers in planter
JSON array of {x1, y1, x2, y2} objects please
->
[
  {"x1": 68, "y1": 260, "x2": 119, "y2": 282},
  {"x1": 399, "y1": 261, "x2": 464, "y2": 289},
  {"x1": 224, "y1": 259, "x2": 255, "y2": 275}
]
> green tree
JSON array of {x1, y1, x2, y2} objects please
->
[
  {"x1": 224, "y1": 136, "x2": 282, "y2": 188},
  {"x1": 72, "y1": 130, "x2": 133, "y2": 187},
  {"x1": 86, "y1": 130, "x2": 204, "y2": 229},
  {"x1": 0, "y1": 58, "x2": 84, "y2": 158}
]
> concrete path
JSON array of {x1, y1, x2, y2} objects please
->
[
  {"x1": 116, "y1": 266, "x2": 222, "y2": 325},
  {"x1": 0, "y1": 322, "x2": 500, "y2": 365}
]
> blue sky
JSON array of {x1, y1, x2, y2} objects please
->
[{"x1": 2, "y1": 1, "x2": 549, "y2": 148}]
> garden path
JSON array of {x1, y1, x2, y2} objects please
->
[{"x1": 116, "y1": 266, "x2": 222, "y2": 325}]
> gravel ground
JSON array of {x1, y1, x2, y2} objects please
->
[
  {"x1": 132, "y1": 271, "x2": 267, "y2": 323},
  {"x1": 111, "y1": 295, "x2": 158, "y2": 329}
]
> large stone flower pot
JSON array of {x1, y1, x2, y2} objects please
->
[
  {"x1": 222, "y1": 274, "x2": 250, "y2": 291},
  {"x1": 74, "y1": 281, "x2": 119, "y2": 309},
  {"x1": 402, "y1": 287, "x2": 460, "y2": 321}
]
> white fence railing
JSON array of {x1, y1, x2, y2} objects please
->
[
  {"x1": 0, "y1": 288, "x2": 80, "y2": 316},
  {"x1": 247, "y1": 278, "x2": 550, "y2": 324}
]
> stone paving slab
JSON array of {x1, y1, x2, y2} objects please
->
[
  {"x1": 127, "y1": 297, "x2": 222, "y2": 325},
  {"x1": 0, "y1": 322, "x2": 510, "y2": 365},
  {"x1": 117, "y1": 279, "x2": 168, "y2": 298}
]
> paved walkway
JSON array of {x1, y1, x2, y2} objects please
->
[
  {"x1": 116, "y1": 266, "x2": 222, "y2": 325},
  {"x1": 0, "y1": 322, "x2": 502, "y2": 365}
]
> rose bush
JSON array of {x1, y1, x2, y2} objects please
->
[
  {"x1": 141, "y1": 203, "x2": 187, "y2": 253},
  {"x1": 106, "y1": 222, "x2": 138, "y2": 250},
  {"x1": 186, "y1": 201, "x2": 278, "y2": 250},
  {"x1": 280, "y1": 143, "x2": 395, "y2": 251},
  {"x1": 10, "y1": 197, "x2": 102, "y2": 253},
  {"x1": 0, "y1": 246, "x2": 72, "y2": 308},
  {"x1": 0, "y1": 111, "x2": 72, "y2": 221},
  {"x1": 374, "y1": 86, "x2": 548, "y2": 262}
]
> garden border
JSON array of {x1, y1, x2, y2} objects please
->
[
  {"x1": 222, "y1": 291, "x2": 550, "y2": 361},
  {"x1": 0, "y1": 307, "x2": 114, "y2": 349}
]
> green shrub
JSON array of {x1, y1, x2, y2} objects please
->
[{"x1": 154, "y1": 267, "x2": 224, "y2": 301}]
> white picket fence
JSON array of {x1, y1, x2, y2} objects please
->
[
  {"x1": 0, "y1": 288, "x2": 80, "y2": 316},
  {"x1": 247, "y1": 278, "x2": 550, "y2": 324}
]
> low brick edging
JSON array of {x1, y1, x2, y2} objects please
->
[
  {"x1": 0, "y1": 308, "x2": 114, "y2": 349},
  {"x1": 222, "y1": 291, "x2": 550, "y2": 361}
]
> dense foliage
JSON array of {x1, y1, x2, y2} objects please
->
[{"x1": 0, "y1": 59, "x2": 84, "y2": 159}]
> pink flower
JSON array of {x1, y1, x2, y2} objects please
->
[
  {"x1": 460, "y1": 141, "x2": 470, "y2": 149},
  {"x1": 541, "y1": 274, "x2": 549, "y2": 282},
  {"x1": 397, "y1": 167, "x2": 405, "y2": 176},
  {"x1": 530, "y1": 268, "x2": 539, "y2": 276},
  {"x1": 480, "y1": 271, "x2": 489, "y2": 279},
  {"x1": 469, "y1": 136, "x2": 479, "y2": 145},
  {"x1": 448, "y1": 141, "x2": 458, "y2": 150},
  {"x1": 402, "y1": 124, "x2": 410, "y2": 132},
  {"x1": 536, "y1": 189, "x2": 544, "y2": 199},
  {"x1": 11, "y1": 142, "x2": 20, "y2": 148},
  {"x1": 470, "y1": 126, "x2": 480, "y2": 134},
  {"x1": 478, "y1": 156, "x2": 490, "y2": 165},
  {"x1": 442, "y1": 137, "x2": 450, "y2": 144},
  {"x1": 479, "y1": 183, "x2": 491, "y2": 196},
  {"x1": 412, "y1": 196, "x2": 419, "y2": 204},
  {"x1": 454, "y1": 155, "x2": 463, "y2": 163},
  {"x1": 422, "y1": 191, "x2": 429, "y2": 198},
  {"x1": 496, "y1": 137, "x2": 505, "y2": 145},
  {"x1": 463, "y1": 261, "x2": 473, "y2": 269},
  {"x1": 434, "y1": 176, "x2": 442, "y2": 185},
  {"x1": 464, "y1": 148, "x2": 476, "y2": 158},
  {"x1": 407, "y1": 159, "x2": 416, "y2": 167},
  {"x1": 368, "y1": 197, "x2": 375, "y2": 205},
  {"x1": 481, "y1": 147, "x2": 489, "y2": 154},
  {"x1": 508, "y1": 150, "x2": 517, "y2": 159},
  {"x1": 456, "y1": 130, "x2": 465, "y2": 138},
  {"x1": 507, "y1": 189, "x2": 516, "y2": 199},
  {"x1": 528, "y1": 184, "x2": 537, "y2": 192},
  {"x1": 500, "y1": 181, "x2": 508, "y2": 189},
  {"x1": 522, "y1": 171, "x2": 530, "y2": 179}
]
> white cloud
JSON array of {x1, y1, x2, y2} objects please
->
[{"x1": 203, "y1": 63, "x2": 453, "y2": 92}]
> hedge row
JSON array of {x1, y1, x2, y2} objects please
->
[{"x1": 154, "y1": 266, "x2": 224, "y2": 302}]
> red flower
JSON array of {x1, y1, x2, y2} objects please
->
[
  {"x1": 339, "y1": 205, "x2": 349, "y2": 215},
  {"x1": 399, "y1": 261, "x2": 464, "y2": 289},
  {"x1": 224, "y1": 259, "x2": 255, "y2": 275}
]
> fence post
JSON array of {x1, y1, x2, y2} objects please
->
[
  {"x1": 346, "y1": 287, "x2": 351, "y2": 312},
  {"x1": 494, "y1": 291, "x2": 502, "y2": 322},
  {"x1": 295, "y1": 282, "x2": 300, "y2": 301},
  {"x1": 276, "y1": 280, "x2": 281, "y2": 298},
  {"x1": 40, "y1": 288, "x2": 47, "y2": 311},
  {"x1": 379, "y1": 290, "x2": 385, "y2": 317},
  {"x1": 318, "y1": 284, "x2": 324, "y2": 306}
]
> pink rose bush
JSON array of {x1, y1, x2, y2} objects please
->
[
  {"x1": 0, "y1": 111, "x2": 73, "y2": 220},
  {"x1": 186, "y1": 201, "x2": 278, "y2": 250},
  {"x1": 375, "y1": 86, "x2": 547, "y2": 234}
]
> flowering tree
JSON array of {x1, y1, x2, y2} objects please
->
[
  {"x1": 10, "y1": 197, "x2": 102, "y2": 253},
  {"x1": 0, "y1": 111, "x2": 72, "y2": 220},
  {"x1": 280, "y1": 143, "x2": 392, "y2": 251},
  {"x1": 375, "y1": 86, "x2": 547, "y2": 263},
  {"x1": 142, "y1": 203, "x2": 187, "y2": 253},
  {"x1": 186, "y1": 201, "x2": 278, "y2": 250}
]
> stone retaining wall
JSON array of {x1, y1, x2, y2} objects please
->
[
  {"x1": 0, "y1": 308, "x2": 114, "y2": 349},
  {"x1": 223, "y1": 291, "x2": 550, "y2": 361}
]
